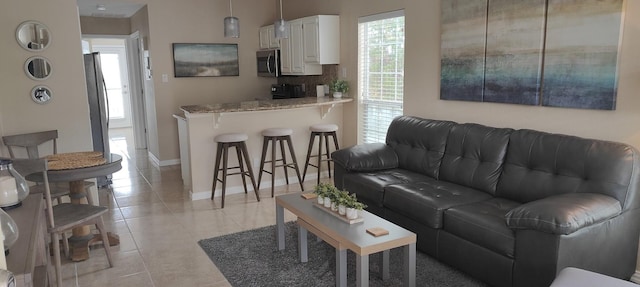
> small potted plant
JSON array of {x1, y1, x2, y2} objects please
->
[
  {"x1": 330, "y1": 79, "x2": 349, "y2": 98},
  {"x1": 323, "y1": 184, "x2": 338, "y2": 208},
  {"x1": 345, "y1": 193, "x2": 366, "y2": 220},
  {"x1": 336, "y1": 190, "x2": 350, "y2": 215},
  {"x1": 314, "y1": 182, "x2": 330, "y2": 205}
]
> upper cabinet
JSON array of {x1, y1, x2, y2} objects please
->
[
  {"x1": 259, "y1": 25, "x2": 280, "y2": 49},
  {"x1": 279, "y1": 15, "x2": 340, "y2": 76},
  {"x1": 302, "y1": 15, "x2": 340, "y2": 65}
]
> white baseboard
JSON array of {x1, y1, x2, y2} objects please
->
[
  {"x1": 189, "y1": 171, "x2": 329, "y2": 201},
  {"x1": 147, "y1": 151, "x2": 180, "y2": 167},
  {"x1": 630, "y1": 271, "x2": 640, "y2": 283}
]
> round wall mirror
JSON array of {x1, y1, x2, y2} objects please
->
[
  {"x1": 24, "y1": 56, "x2": 52, "y2": 80},
  {"x1": 31, "y1": 85, "x2": 52, "y2": 104},
  {"x1": 16, "y1": 21, "x2": 51, "y2": 51}
]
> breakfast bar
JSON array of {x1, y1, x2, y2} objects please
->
[{"x1": 179, "y1": 97, "x2": 353, "y2": 201}]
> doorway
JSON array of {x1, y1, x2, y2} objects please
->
[
  {"x1": 89, "y1": 40, "x2": 132, "y2": 128},
  {"x1": 82, "y1": 34, "x2": 148, "y2": 152}
]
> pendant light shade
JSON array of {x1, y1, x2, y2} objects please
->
[
  {"x1": 224, "y1": 0, "x2": 239, "y2": 38},
  {"x1": 274, "y1": 0, "x2": 288, "y2": 39}
]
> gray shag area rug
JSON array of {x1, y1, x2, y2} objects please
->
[{"x1": 198, "y1": 222, "x2": 487, "y2": 287}]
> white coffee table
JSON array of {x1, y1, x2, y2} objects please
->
[{"x1": 275, "y1": 193, "x2": 416, "y2": 287}]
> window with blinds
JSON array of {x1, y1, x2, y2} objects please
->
[{"x1": 358, "y1": 10, "x2": 405, "y2": 144}]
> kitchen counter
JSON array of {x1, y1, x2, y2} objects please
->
[
  {"x1": 177, "y1": 96, "x2": 352, "y2": 201},
  {"x1": 180, "y1": 96, "x2": 353, "y2": 114}
]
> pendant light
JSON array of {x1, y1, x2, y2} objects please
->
[
  {"x1": 274, "y1": 0, "x2": 289, "y2": 39},
  {"x1": 224, "y1": 0, "x2": 239, "y2": 38}
]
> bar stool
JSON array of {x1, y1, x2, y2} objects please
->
[
  {"x1": 302, "y1": 124, "x2": 340, "y2": 184},
  {"x1": 211, "y1": 133, "x2": 260, "y2": 208},
  {"x1": 257, "y1": 128, "x2": 304, "y2": 197}
]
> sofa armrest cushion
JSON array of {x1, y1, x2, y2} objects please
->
[
  {"x1": 505, "y1": 193, "x2": 621, "y2": 235},
  {"x1": 332, "y1": 143, "x2": 398, "y2": 172}
]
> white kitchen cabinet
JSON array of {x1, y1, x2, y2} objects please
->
[
  {"x1": 259, "y1": 25, "x2": 279, "y2": 49},
  {"x1": 280, "y1": 15, "x2": 339, "y2": 75},
  {"x1": 280, "y1": 25, "x2": 292, "y2": 73},
  {"x1": 302, "y1": 15, "x2": 340, "y2": 64}
]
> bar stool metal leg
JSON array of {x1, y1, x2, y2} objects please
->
[
  {"x1": 211, "y1": 143, "x2": 223, "y2": 200},
  {"x1": 285, "y1": 135, "x2": 305, "y2": 191},
  {"x1": 257, "y1": 137, "x2": 269, "y2": 190},
  {"x1": 317, "y1": 132, "x2": 323, "y2": 184},
  {"x1": 279, "y1": 138, "x2": 290, "y2": 185},
  {"x1": 240, "y1": 142, "x2": 260, "y2": 201},
  {"x1": 235, "y1": 144, "x2": 249, "y2": 194},
  {"x1": 221, "y1": 143, "x2": 229, "y2": 208},
  {"x1": 302, "y1": 133, "x2": 316, "y2": 182}
]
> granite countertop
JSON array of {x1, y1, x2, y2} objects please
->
[{"x1": 180, "y1": 97, "x2": 353, "y2": 114}]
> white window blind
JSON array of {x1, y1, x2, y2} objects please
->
[{"x1": 358, "y1": 10, "x2": 405, "y2": 144}]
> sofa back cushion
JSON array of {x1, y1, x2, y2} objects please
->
[
  {"x1": 440, "y1": 123, "x2": 513, "y2": 195},
  {"x1": 386, "y1": 116, "x2": 456, "y2": 179},
  {"x1": 497, "y1": 129, "x2": 638, "y2": 209}
]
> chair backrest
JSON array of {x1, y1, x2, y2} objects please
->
[
  {"x1": 2, "y1": 130, "x2": 58, "y2": 159},
  {"x1": 10, "y1": 158, "x2": 55, "y2": 230}
]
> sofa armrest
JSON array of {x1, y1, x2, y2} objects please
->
[
  {"x1": 331, "y1": 143, "x2": 398, "y2": 172},
  {"x1": 505, "y1": 193, "x2": 621, "y2": 235}
]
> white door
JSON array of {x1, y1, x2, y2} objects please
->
[{"x1": 93, "y1": 46, "x2": 132, "y2": 128}]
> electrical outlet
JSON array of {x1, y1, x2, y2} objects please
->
[{"x1": 162, "y1": 74, "x2": 169, "y2": 83}]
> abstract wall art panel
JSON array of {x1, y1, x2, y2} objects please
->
[
  {"x1": 541, "y1": 0, "x2": 623, "y2": 110},
  {"x1": 440, "y1": 0, "x2": 624, "y2": 110},
  {"x1": 440, "y1": 0, "x2": 488, "y2": 102},
  {"x1": 483, "y1": 0, "x2": 546, "y2": 105}
]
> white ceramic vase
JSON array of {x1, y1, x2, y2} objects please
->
[
  {"x1": 331, "y1": 202, "x2": 338, "y2": 212},
  {"x1": 338, "y1": 205, "x2": 346, "y2": 215},
  {"x1": 333, "y1": 92, "x2": 343, "y2": 98},
  {"x1": 317, "y1": 196, "x2": 324, "y2": 205},
  {"x1": 346, "y1": 208, "x2": 358, "y2": 220},
  {"x1": 323, "y1": 197, "x2": 331, "y2": 208}
]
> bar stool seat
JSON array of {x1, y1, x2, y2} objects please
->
[
  {"x1": 310, "y1": 124, "x2": 338, "y2": 133},
  {"x1": 303, "y1": 124, "x2": 340, "y2": 184},
  {"x1": 216, "y1": 133, "x2": 249, "y2": 143},
  {"x1": 262, "y1": 128, "x2": 293, "y2": 137},
  {"x1": 211, "y1": 133, "x2": 260, "y2": 208},
  {"x1": 258, "y1": 128, "x2": 304, "y2": 197}
]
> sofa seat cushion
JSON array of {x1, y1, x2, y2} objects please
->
[
  {"x1": 342, "y1": 169, "x2": 432, "y2": 207},
  {"x1": 444, "y1": 198, "x2": 520, "y2": 258},
  {"x1": 383, "y1": 180, "x2": 492, "y2": 228}
]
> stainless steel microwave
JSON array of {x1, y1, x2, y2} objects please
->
[{"x1": 256, "y1": 49, "x2": 281, "y2": 77}]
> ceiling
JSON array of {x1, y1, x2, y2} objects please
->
[{"x1": 76, "y1": 0, "x2": 144, "y2": 18}]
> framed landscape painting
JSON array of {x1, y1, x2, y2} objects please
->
[{"x1": 172, "y1": 43, "x2": 239, "y2": 77}]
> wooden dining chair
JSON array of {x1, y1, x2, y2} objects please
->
[
  {"x1": 2, "y1": 130, "x2": 95, "y2": 205},
  {"x1": 11, "y1": 158, "x2": 113, "y2": 287}
]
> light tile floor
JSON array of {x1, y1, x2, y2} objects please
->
[{"x1": 59, "y1": 128, "x2": 312, "y2": 286}]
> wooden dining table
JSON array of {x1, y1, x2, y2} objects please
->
[{"x1": 27, "y1": 152, "x2": 123, "y2": 261}]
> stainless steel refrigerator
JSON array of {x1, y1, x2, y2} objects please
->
[{"x1": 84, "y1": 52, "x2": 112, "y2": 187}]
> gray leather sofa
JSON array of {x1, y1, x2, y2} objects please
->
[{"x1": 332, "y1": 116, "x2": 640, "y2": 287}]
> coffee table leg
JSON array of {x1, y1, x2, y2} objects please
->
[
  {"x1": 356, "y1": 254, "x2": 369, "y2": 287},
  {"x1": 336, "y1": 249, "x2": 347, "y2": 287},
  {"x1": 276, "y1": 203, "x2": 285, "y2": 250},
  {"x1": 298, "y1": 225, "x2": 308, "y2": 262},
  {"x1": 404, "y1": 243, "x2": 416, "y2": 287},
  {"x1": 380, "y1": 249, "x2": 390, "y2": 280}
]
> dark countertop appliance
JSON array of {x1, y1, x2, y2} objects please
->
[{"x1": 271, "y1": 84, "x2": 305, "y2": 99}]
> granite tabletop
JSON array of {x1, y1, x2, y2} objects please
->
[{"x1": 180, "y1": 97, "x2": 353, "y2": 114}]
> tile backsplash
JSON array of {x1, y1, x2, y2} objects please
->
[{"x1": 277, "y1": 65, "x2": 339, "y2": 97}]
